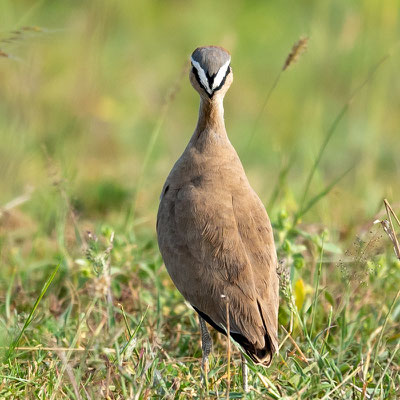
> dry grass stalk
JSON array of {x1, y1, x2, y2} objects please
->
[
  {"x1": 221, "y1": 294, "x2": 231, "y2": 398},
  {"x1": 165, "y1": 59, "x2": 190, "y2": 104},
  {"x1": 256, "y1": 372, "x2": 280, "y2": 397},
  {"x1": 283, "y1": 36, "x2": 309, "y2": 71},
  {"x1": 362, "y1": 340, "x2": 374, "y2": 398},
  {"x1": 0, "y1": 346, "x2": 115, "y2": 352},
  {"x1": 374, "y1": 199, "x2": 400, "y2": 259},
  {"x1": 42, "y1": 145, "x2": 86, "y2": 248},
  {"x1": 0, "y1": 187, "x2": 33, "y2": 217},
  {"x1": 321, "y1": 365, "x2": 362, "y2": 400},
  {"x1": 0, "y1": 26, "x2": 42, "y2": 44},
  {"x1": 280, "y1": 325, "x2": 308, "y2": 363},
  {"x1": 246, "y1": 35, "x2": 309, "y2": 151},
  {"x1": 55, "y1": 348, "x2": 81, "y2": 400},
  {"x1": 21, "y1": 26, "x2": 42, "y2": 32},
  {"x1": 104, "y1": 231, "x2": 115, "y2": 305},
  {"x1": 126, "y1": 59, "x2": 188, "y2": 228}
]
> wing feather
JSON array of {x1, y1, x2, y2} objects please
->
[{"x1": 158, "y1": 179, "x2": 278, "y2": 357}]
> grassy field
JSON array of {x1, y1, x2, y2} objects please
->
[{"x1": 1, "y1": 0, "x2": 400, "y2": 398}]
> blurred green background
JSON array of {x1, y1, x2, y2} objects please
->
[{"x1": 1, "y1": 0, "x2": 399, "y2": 234}]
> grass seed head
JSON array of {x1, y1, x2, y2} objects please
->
[
  {"x1": 283, "y1": 36, "x2": 309, "y2": 71},
  {"x1": 277, "y1": 259, "x2": 292, "y2": 305}
]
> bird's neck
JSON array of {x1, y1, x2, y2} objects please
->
[{"x1": 191, "y1": 97, "x2": 227, "y2": 147}]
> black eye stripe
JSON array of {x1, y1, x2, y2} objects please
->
[
  {"x1": 192, "y1": 65, "x2": 209, "y2": 94},
  {"x1": 212, "y1": 65, "x2": 231, "y2": 93}
]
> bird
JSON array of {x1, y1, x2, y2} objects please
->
[{"x1": 156, "y1": 45, "x2": 279, "y2": 392}]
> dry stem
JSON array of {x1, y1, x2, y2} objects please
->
[
  {"x1": 375, "y1": 199, "x2": 400, "y2": 260},
  {"x1": 222, "y1": 295, "x2": 231, "y2": 399}
]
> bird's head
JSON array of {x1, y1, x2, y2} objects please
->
[{"x1": 189, "y1": 46, "x2": 233, "y2": 101}]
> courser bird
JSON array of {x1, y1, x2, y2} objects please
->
[{"x1": 156, "y1": 46, "x2": 279, "y2": 391}]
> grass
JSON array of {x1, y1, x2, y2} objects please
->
[
  {"x1": 1, "y1": 193, "x2": 399, "y2": 398},
  {"x1": 1, "y1": 0, "x2": 400, "y2": 398}
]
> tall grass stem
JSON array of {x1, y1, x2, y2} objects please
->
[
  {"x1": 7, "y1": 263, "x2": 60, "y2": 358},
  {"x1": 295, "y1": 54, "x2": 390, "y2": 225}
]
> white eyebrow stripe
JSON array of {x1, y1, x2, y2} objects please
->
[
  {"x1": 191, "y1": 58, "x2": 212, "y2": 94},
  {"x1": 212, "y1": 58, "x2": 231, "y2": 89}
]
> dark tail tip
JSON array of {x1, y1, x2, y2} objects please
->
[
  {"x1": 193, "y1": 305, "x2": 276, "y2": 366},
  {"x1": 231, "y1": 331, "x2": 274, "y2": 366}
]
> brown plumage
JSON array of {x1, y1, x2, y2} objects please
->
[{"x1": 157, "y1": 46, "x2": 279, "y2": 370}]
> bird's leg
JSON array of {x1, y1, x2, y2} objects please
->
[
  {"x1": 241, "y1": 352, "x2": 249, "y2": 393},
  {"x1": 199, "y1": 317, "x2": 212, "y2": 391}
]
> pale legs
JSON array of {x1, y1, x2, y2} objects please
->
[
  {"x1": 199, "y1": 317, "x2": 212, "y2": 390},
  {"x1": 241, "y1": 352, "x2": 249, "y2": 393},
  {"x1": 199, "y1": 316, "x2": 250, "y2": 393}
]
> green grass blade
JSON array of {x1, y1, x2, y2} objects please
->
[
  {"x1": 295, "y1": 164, "x2": 354, "y2": 222},
  {"x1": 7, "y1": 263, "x2": 60, "y2": 358},
  {"x1": 296, "y1": 54, "x2": 389, "y2": 226},
  {"x1": 119, "y1": 303, "x2": 132, "y2": 337},
  {"x1": 298, "y1": 105, "x2": 348, "y2": 221},
  {"x1": 125, "y1": 103, "x2": 168, "y2": 228},
  {"x1": 371, "y1": 288, "x2": 400, "y2": 373},
  {"x1": 124, "y1": 62, "x2": 188, "y2": 230},
  {"x1": 120, "y1": 307, "x2": 149, "y2": 356},
  {"x1": 267, "y1": 155, "x2": 294, "y2": 210},
  {"x1": 0, "y1": 374, "x2": 38, "y2": 385},
  {"x1": 369, "y1": 342, "x2": 400, "y2": 399},
  {"x1": 5, "y1": 268, "x2": 16, "y2": 321},
  {"x1": 245, "y1": 71, "x2": 282, "y2": 152},
  {"x1": 310, "y1": 236, "x2": 324, "y2": 338}
]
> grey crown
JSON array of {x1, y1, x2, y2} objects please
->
[{"x1": 191, "y1": 46, "x2": 230, "y2": 77}]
